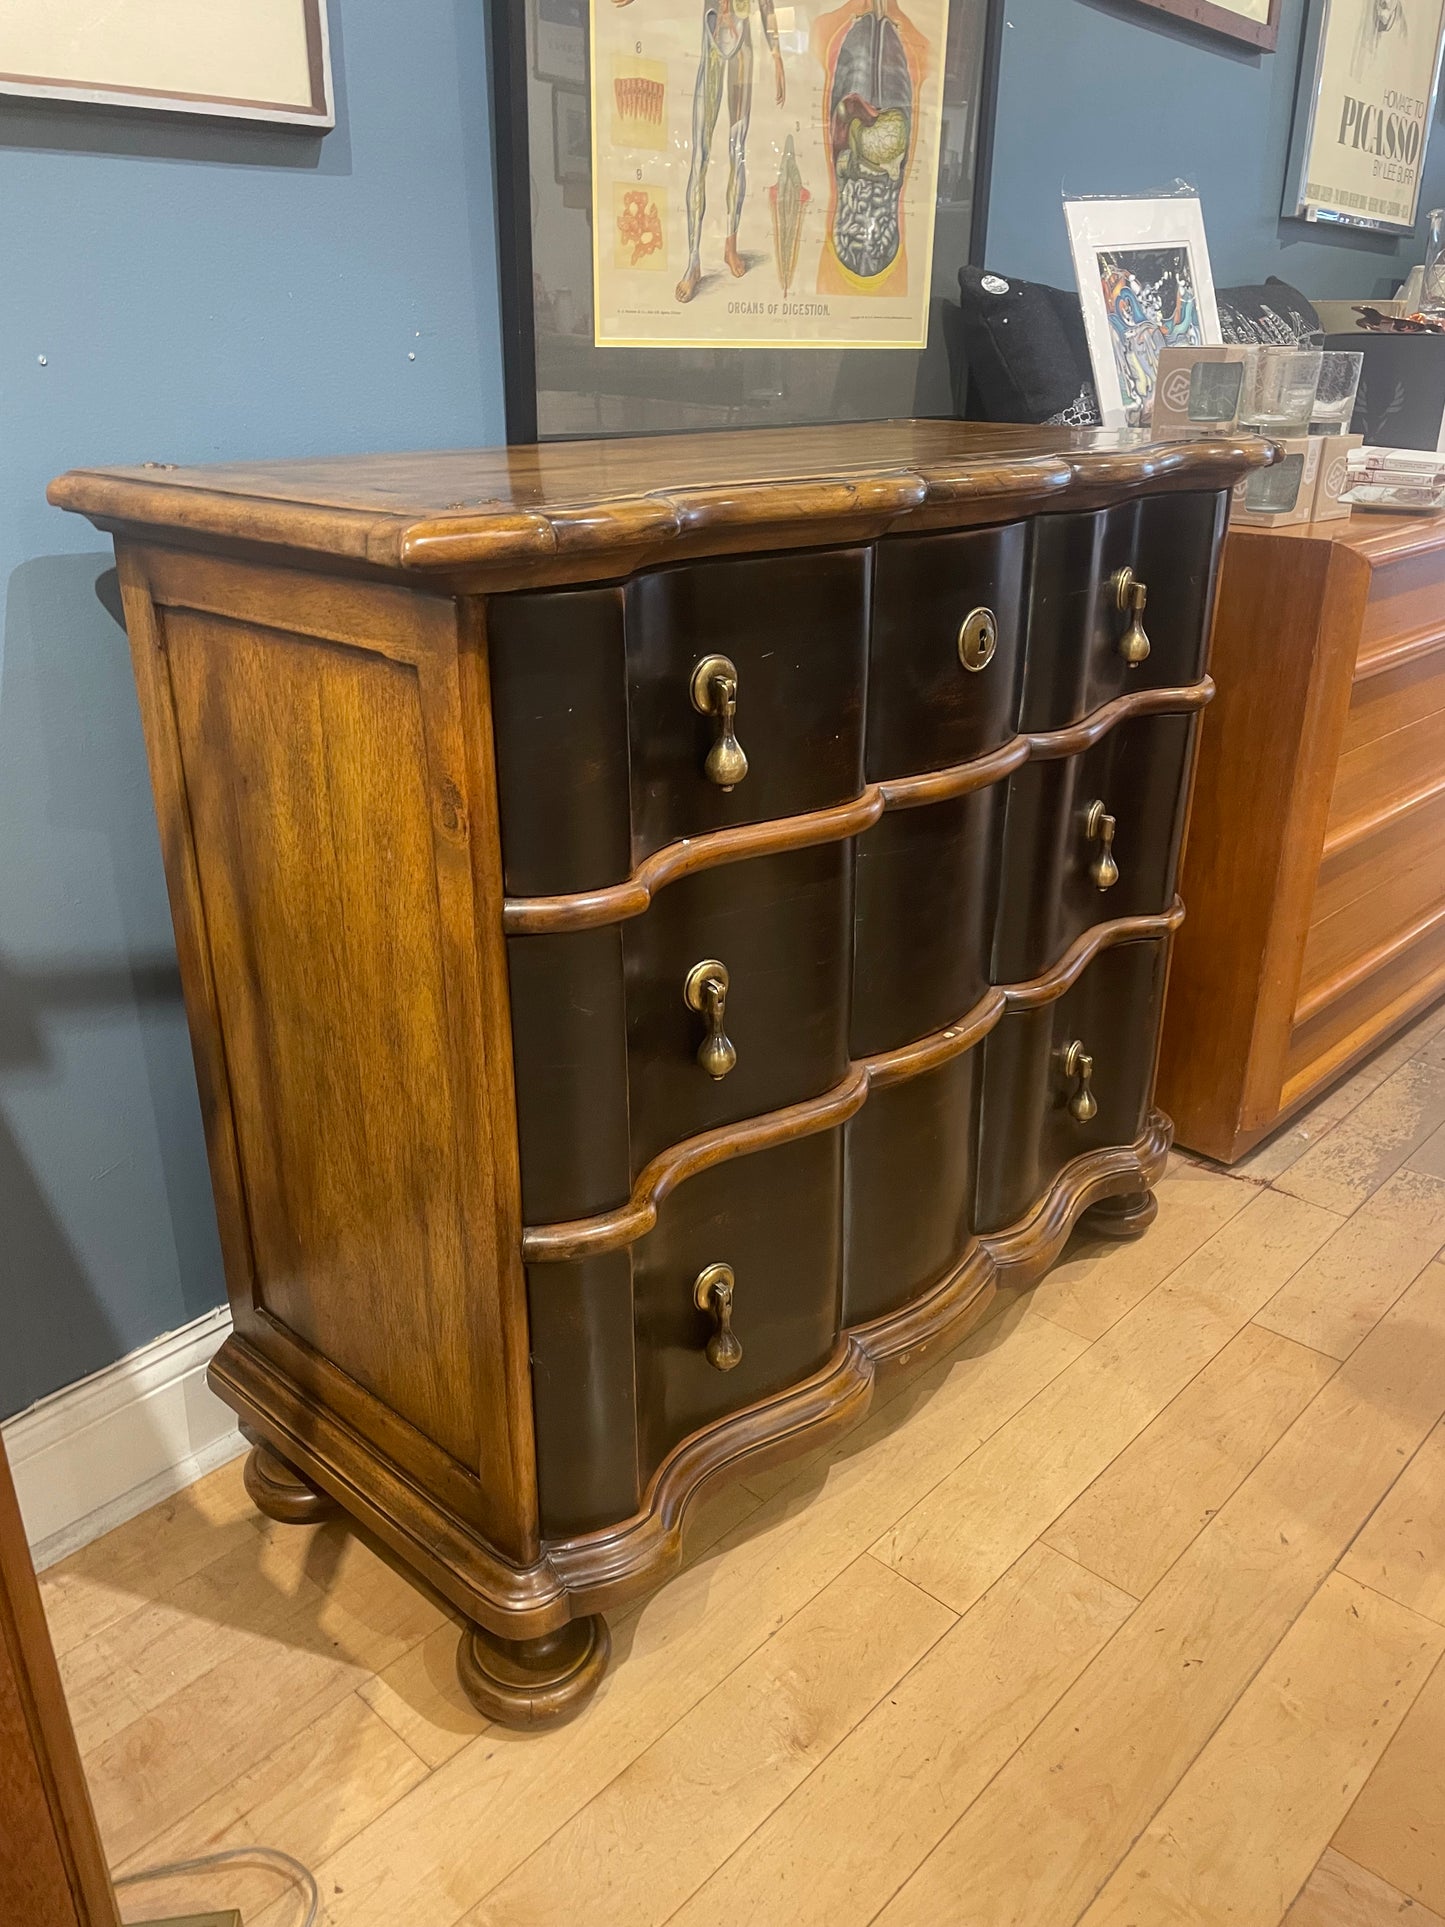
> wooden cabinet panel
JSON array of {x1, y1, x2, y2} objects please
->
[
  {"x1": 163, "y1": 608, "x2": 489, "y2": 1474},
  {"x1": 1022, "y1": 492, "x2": 1225, "y2": 731},
  {"x1": 843, "y1": 1054, "x2": 979, "y2": 1326},
  {"x1": 1339, "y1": 638, "x2": 1445, "y2": 765},
  {"x1": 628, "y1": 549, "x2": 870, "y2": 859},
  {"x1": 993, "y1": 712, "x2": 1196, "y2": 983},
  {"x1": 1358, "y1": 546, "x2": 1445, "y2": 661},
  {"x1": 1329, "y1": 700, "x2": 1445, "y2": 834},
  {"x1": 866, "y1": 522, "x2": 1027, "y2": 777},
  {"x1": 851, "y1": 787, "x2": 1003, "y2": 1057},
  {"x1": 976, "y1": 939, "x2": 1169, "y2": 1234},
  {"x1": 1302, "y1": 791, "x2": 1445, "y2": 1006},
  {"x1": 631, "y1": 1131, "x2": 843, "y2": 1490}
]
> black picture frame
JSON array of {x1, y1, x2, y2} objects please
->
[{"x1": 488, "y1": 0, "x2": 1007, "y2": 443}]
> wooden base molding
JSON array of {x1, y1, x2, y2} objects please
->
[
  {"x1": 217, "y1": 1113, "x2": 1169, "y2": 1720},
  {"x1": 1079, "y1": 1189, "x2": 1159, "y2": 1241}
]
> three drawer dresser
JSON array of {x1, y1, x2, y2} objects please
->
[{"x1": 51, "y1": 422, "x2": 1269, "y2": 1727}]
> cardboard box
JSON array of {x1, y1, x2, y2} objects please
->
[
  {"x1": 1229, "y1": 436, "x2": 1322, "y2": 527},
  {"x1": 1150, "y1": 344, "x2": 1256, "y2": 434},
  {"x1": 1311, "y1": 433, "x2": 1363, "y2": 521}
]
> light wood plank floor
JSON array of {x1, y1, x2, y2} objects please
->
[{"x1": 49, "y1": 999, "x2": 1445, "y2": 1927}]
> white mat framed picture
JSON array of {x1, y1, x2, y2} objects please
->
[
  {"x1": 1065, "y1": 193, "x2": 1223, "y2": 429},
  {"x1": 0, "y1": 0, "x2": 335, "y2": 128}
]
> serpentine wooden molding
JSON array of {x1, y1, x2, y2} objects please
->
[
  {"x1": 503, "y1": 683, "x2": 1214, "y2": 937},
  {"x1": 47, "y1": 422, "x2": 1274, "y2": 590},
  {"x1": 522, "y1": 901, "x2": 1186, "y2": 1263}
]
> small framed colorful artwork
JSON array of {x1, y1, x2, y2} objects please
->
[{"x1": 1065, "y1": 193, "x2": 1223, "y2": 429}]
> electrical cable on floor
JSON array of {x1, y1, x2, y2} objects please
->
[{"x1": 113, "y1": 1842, "x2": 319, "y2": 1926}]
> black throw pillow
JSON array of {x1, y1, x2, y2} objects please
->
[
  {"x1": 1216, "y1": 278, "x2": 1323, "y2": 346},
  {"x1": 955, "y1": 265, "x2": 1101, "y2": 427}
]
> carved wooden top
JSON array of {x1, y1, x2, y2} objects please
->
[{"x1": 50, "y1": 421, "x2": 1274, "y2": 587}]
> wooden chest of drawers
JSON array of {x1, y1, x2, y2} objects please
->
[
  {"x1": 51, "y1": 422, "x2": 1265, "y2": 1726},
  {"x1": 1160, "y1": 514, "x2": 1445, "y2": 1161}
]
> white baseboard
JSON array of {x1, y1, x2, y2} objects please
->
[{"x1": 2, "y1": 1305, "x2": 244, "y2": 1570}]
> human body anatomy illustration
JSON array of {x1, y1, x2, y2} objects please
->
[{"x1": 614, "y1": 0, "x2": 786, "y2": 302}]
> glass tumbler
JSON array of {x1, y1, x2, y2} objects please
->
[
  {"x1": 1310, "y1": 350, "x2": 1363, "y2": 434},
  {"x1": 1241, "y1": 346, "x2": 1323, "y2": 436}
]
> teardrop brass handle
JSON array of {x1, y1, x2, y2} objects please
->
[
  {"x1": 1062, "y1": 1039, "x2": 1098, "y2": 1122},
  {"x1": 690, "y1": 654, "x2": 749, "y2": 790},
  {"x1": 1085, "y1": 799, "x2": 1119, "y2": 891},
  {"x1": 694, "y1": 1262, "x2": 742, "y2": 1371},
  {"x1": 1112, "y1": 567, "x2": 1151, "y2": 667},
  {"x1": 684, "y1": 959, "x2": 737, "y2": 1079}
]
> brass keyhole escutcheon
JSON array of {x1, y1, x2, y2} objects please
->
[
  {"x1": 1085, "y1": 799, "x2": 1119, "y2": 891},
  {"x1": 958, "y1": 606, "x2": 998, "y2": 673},
  {"x1": 1112, "y1": 567, "x2": 1152, "y2": 667},
  {"x1": 690, "y1": 653, "x2": 749, "y2": 790},
  {"x1": 694, "y1": 1262, "x2": 742, "y2": 1371},
  {"x1": 684, "y1": 958, "x2": 738, "y2": 1080},
  {"x1": 1061, "y1": 1039, "x2": 1098, "y2": 1123}
]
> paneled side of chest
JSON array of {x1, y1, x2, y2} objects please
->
[{"x1": 490, "y1": 490, "x2": 1225, "y2": 1540}]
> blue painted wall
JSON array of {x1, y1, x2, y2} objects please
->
[
  {"x1": 5, "y1": 0, "x2": 1444, "y2": 1421},
  {"x1": 986, "y1": 0, "x2": 1445, "y2": 294},
  {"x1": 0, "y1": 0, "x2": 504, "y2": 1418}
]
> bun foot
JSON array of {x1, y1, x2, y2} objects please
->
[
  {"x1": 1081, "y1": 1187, "x2": 1158, "y2": 1241},
  {"x1": 243, "y1": 1442, "x2": 339, "y2": 1525},
  {"x1": 457, "y1": 1615, "x2": 610, "y2": 1729}
]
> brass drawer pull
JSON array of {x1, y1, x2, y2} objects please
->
[
  {"x1": 690, "y1": 653, "x2": 749, "y2": 789},
  {"x1": 1112, "y1": 567, "x2": 1151, "y2": 666},
  {"x1": 1062, "y1": 1039, "x2": 1098, "y2": 1122},
  {"x1": 694, "y1": 1262, "x2": 742, "y2": 1371},
  {"x1": 957, "y1": 606, "x2": 998, "y2": 672},
  {"x1": 1085, "y1": 799, "x2": 1119, "y2": 891},
  {"x1": 684, "y1": 959, "x2": 737, "y2": 1079}
]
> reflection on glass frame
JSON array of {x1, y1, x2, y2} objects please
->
[
  {"x1": 1283, "y1": 0, "x2": 1445, "y2": 233},
  {"x1": 490, "y1": 0, "x2": 1004, "y2": 440}
]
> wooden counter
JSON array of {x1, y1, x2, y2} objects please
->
[{"x1": 1159, "y1": 512, "x2": 1445, "y2": 1162}]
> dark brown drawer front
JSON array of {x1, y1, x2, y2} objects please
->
[
  {"x1": 487, "y1": 548, "x2": 869, "y2": 897},
  {"x1": 843, "y1": 1053, "x2": 979, "y2": 1326},
  {"x1": 489, "y1": 582, "x2": 632, "y2": 898},
  {"x1": 625, "y1": 843, "x2": 853, "y2": 1178},
  {"x1": 628, "y1": 549, "x2": 869, "y2": 858},
  {"x1": 1021, "y1": 492, "x2": 1226, "y2": 731},
  {"x1": 509, "y1": 843, "x2": 852, "y2": 1223},
  {"x1": 851, "y1": 786, "x2": 1004, "y2": 1057},
  {"x1": 993, "y1": 712, "x2": 1197, "y2": 983},
  {"x1": 633, "y1": 1131, "x2": 843, "y2": 1488},
  {"x1": 866, "y1": 523, "x2": 1028, "y2": 778},
  {"x1": 528, "y1": 1250, "x2": 639, "y2": 1539},
  {"x1": 974, "y1": 938, "x2": 1168, "y2": 1234}
]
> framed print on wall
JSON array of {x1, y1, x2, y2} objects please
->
[
  {"x1": 1129, "y1": 0, "x2": 1282, "y2": 52},
  {"x1": 1065, "y1": 193, "x2": 1223, "y2": 429},
  {"x1": 490, "y1": 0, "x2": 1005, "y2": 440},
  {"x1": 0, "y1": 0, "x2": 334, "y2": 128},
  {"x1": 1284, "y1": 0, "x2": 1445, "y2": 232}
]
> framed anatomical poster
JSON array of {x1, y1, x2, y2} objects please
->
[
  {"x1": 489, "y1": 0, "x2": 1001, "y2": 438},
  {"x1": 590, "y1": 0, "x2": 950, "y2": 348}
]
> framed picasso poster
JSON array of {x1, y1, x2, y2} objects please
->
[
  {"x1": 1283, "y1": 0, "x2": 1445, "y2": 232},
  {"x1": 490, "y1": 0, "x2": 1003, "y2": 439}
]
